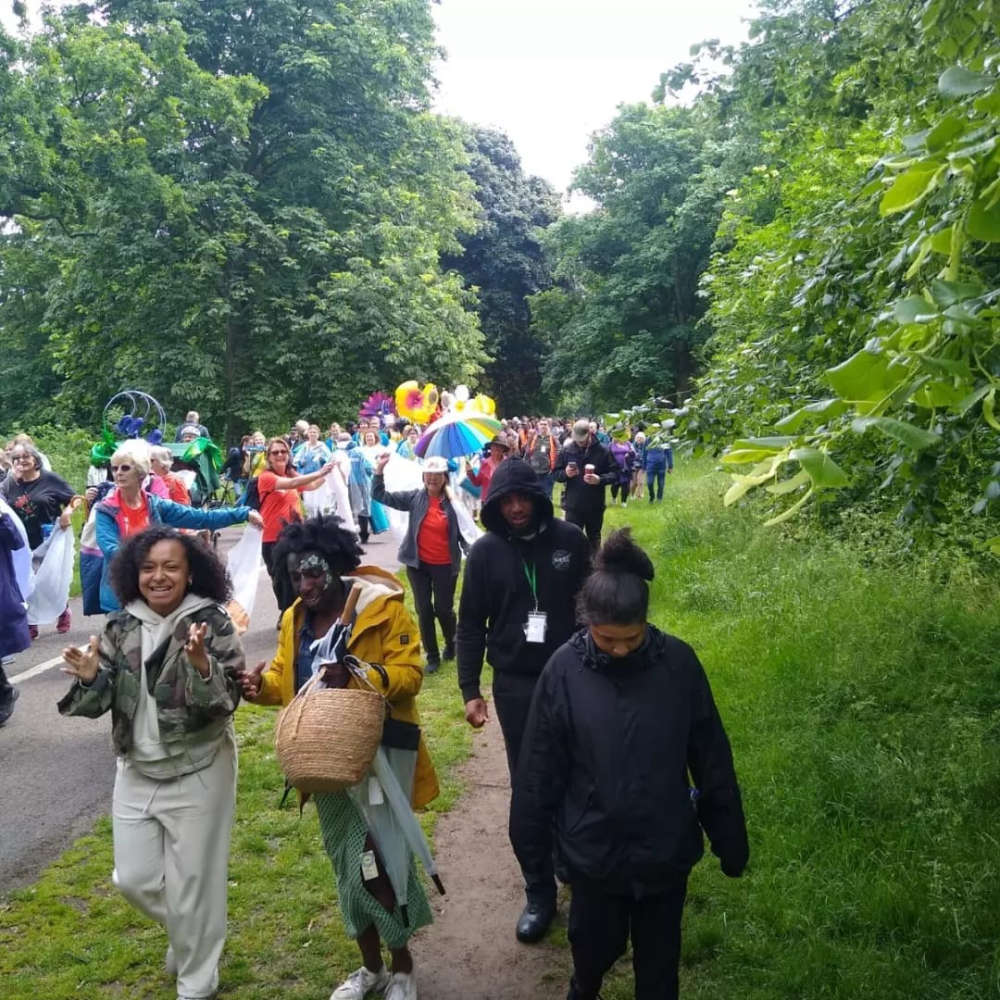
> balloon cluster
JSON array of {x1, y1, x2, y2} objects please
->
[
  {"x1": 449, "y1": 384, "x2": 496, "y2": 416},
  {"x1": 394, "y1": 381, "x2": 497, "y2": 426}
]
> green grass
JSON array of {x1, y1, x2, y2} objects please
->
[
  {"x1": 5, "y1": 460, "x2": 1000, "y2": 999},
  {"x1": 593, "y1": 463, "x2": 1000, "y2": 999}
]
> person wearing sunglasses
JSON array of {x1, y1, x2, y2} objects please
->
[
  {"x1": 93, "y1": 440, "x2": 263, "y2": 613},
  {"x1": 0, "y1": 443, "x2": 77, "y2": 636},
  {"x1": 257, "y1": 436, "x2": 335, "y2": 614}
]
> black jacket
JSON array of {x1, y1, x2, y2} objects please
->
[
  {"x1": 510, "y1": 627, "x2": 749, "y2": 896},
  {"x1": 456, "y1": 459, "x2": 591, "y2": 702},
  {"x1": 552, "y1": 438, "x2": 617, "y2": 514},
  {"x1": 372, "y1": 477, "x2": 466, "y2": 577}
]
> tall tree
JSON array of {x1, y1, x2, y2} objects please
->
[
  {"x1": 441, "y1": 126, "x2": 560, "y2": 414},
  {"x1": 671, "y1": 0, "x2": 1000, "y2": 539},
  {"x1": 530, "y1": 103, "x2": 730, "y2": 412},
  {"x1": 0, "y1": 2, "x2": 486, "y2": 437}
]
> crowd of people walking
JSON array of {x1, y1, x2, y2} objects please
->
[{"x1": 1, "y1": 403, "x2": 746, "y2": 1000}]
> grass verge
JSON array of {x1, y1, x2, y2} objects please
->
[{"x1": 595, "y1": 462, "x2": 1000, "y2": 999}]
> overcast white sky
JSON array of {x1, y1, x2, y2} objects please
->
[
  {"x1": 432, "y1": 0, "x2": 758, "y2": 201},
  {"x1": 3, "y1": 0, "x2": 759, "y2": 201}
]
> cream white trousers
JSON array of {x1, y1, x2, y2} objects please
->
[{"x1": 111, "y1": 738, "x2": 237, "y2": 999}]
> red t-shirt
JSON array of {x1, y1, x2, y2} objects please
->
[
  {"x1": 115, "y1": 492, "x2": 150, "y2": 540},
  {"x1": 164, "y1": 473, "x2": 191, "y2": 506},
  {"x1": 417, "y1": 495, "x2": 452, "y2": 565},
  {"x1": 258, "y1": 471, "x2": 303, "y2": 543},
  {"x1": 468, "y1": 457, "x2": 497, "y2": 501}
]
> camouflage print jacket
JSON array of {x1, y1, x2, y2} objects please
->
[{"x1": 58, "y1": 604, "x2": 244, "y2": 757}]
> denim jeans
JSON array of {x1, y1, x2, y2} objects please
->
[{"x1": 646, "y1": 464, "x2": 666, "y2": 500}]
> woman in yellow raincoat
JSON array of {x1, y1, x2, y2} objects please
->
[{"x1": 242, "y1": 514, "x2": 436, "y2": 1000}]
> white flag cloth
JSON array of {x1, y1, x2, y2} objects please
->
[
  {"x1": 225, "y1": 525, "x2": 263, "y2": 633},
  {"x1": 26, "y1": 523, "x2": 75, "y2": 624},
  {"x1": 325, "y1": 459, "x2": 357, "y2": 532}
]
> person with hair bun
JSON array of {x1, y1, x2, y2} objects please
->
[{"x1": 511, "y1": 528, "x2": 749, "y2": 1000}]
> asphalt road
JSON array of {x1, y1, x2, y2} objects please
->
[{"x1": 0, "y1": 524, "x2": 401, "y2": 896}]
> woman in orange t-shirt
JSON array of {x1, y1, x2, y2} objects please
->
[
  {"x1": 258, "y1": 437, "x2": 334, "y2": 613},
  {"x1": 372, "y1": 455, "x2": 466, "y2": 673},
  {"x1": 150, "y1": 447, "x2": 192, "y2": 505}
]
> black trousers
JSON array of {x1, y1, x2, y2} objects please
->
[
  {"x1": 357, "y1": 514, "x2": 371, "y2": 543},
  {"x1": 493, "y1": 670, "x2": 556, "y2": 907},
  {"x1": 609, "y1": 481, "x2": 629, "y2": 502},
  {"x1": 565, "y1": 507, "x2": 605, "y2": 553},
  {"x1": 405, "y1": 561, "x2": 456, "y2": 663},
  {"x1": 568, "y1": 880, "x2": 687, "y2": 1000},
  {"x1": 262, "y1": 541, "x2": 296, "y2": 614}
]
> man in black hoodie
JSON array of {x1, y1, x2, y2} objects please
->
[
  {"x1": 456, "y1": 458, "x2": 591, "y2": 944},
  {"x1": 552, "y1": 419, "x2": 617, "y2": 553}
]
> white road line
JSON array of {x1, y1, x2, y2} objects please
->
[{"x1": 9, "y1": 654, "x2": 69, "y2": 684}]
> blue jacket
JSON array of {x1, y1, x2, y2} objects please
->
[
  {"x1": 95, "y1": 490, "x2": 251, "y2": 612},
  {"x1": 645, "y1": 445, "x2": 674, "y2": 471}
]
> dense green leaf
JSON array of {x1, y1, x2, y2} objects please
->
[
  {"x1": 938, "y1": 65, "x2": 995, "y2": 96},
  {"x1": 927, "y1": 279, "x2": 982, "y2": 307},
  {"x1": 879, "y1": 164, "x2": 942, "y2": 215},
  {"x1": 926, "y1": 114, "x2": 968, "y2": 151},
  {"x1": 984, "y1": 389, "x2": 1000, "y2": 431},
  {"x1": 826, "y1": 349, "x2": 908, "y2": 404},
  {"x1": 893, "y1": 295, "x2": 937, "y2": 324},
  {"x1": 967, "y1": 197, "x2": 1000, "y2": 241},
  {"x1": 790, "y1": 446, "x2": 850, "y2": 487},
  {"x1": 774, "y1": 398, "x2": 850, "y2": 431},
  {"x1": 851, "y1": 416, "x2": 942, "y2": 451}
]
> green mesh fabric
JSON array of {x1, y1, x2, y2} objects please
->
[{"x1": 314, "y1": 791, "x2": 432, "y2": 949}]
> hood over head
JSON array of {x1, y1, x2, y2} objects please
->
[{"x1": 480, "y1": 458, "x2": 552, "y2": 535}]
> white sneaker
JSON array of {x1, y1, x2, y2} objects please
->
[
  {"x1": 384, "y1": 970, "x2": 418, "y2": 1000},
  {"x1": 330, "y1": 965, "x2": 390, "y2": 1000}
]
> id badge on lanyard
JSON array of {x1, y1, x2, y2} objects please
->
[
  {"x1": 525, "y1": 610, "x2": 547, "y2": 644},
  {"x1": 522, "y1": 559, "x2": 547, "y2": 643}
]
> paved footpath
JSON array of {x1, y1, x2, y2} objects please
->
[{"x1": 0, "y1": 525, "x2": 401, "y2": 896}]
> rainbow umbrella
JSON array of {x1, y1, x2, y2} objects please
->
[{"x1": 415, "y1": 411, "x2": 502, "y2": 459}]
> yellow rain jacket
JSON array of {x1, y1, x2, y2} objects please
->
[{"x1": 258, "y1": 565, "x2": 439, "y2": 808}]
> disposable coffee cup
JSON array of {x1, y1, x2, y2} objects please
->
[{"x1": 585, "y1": 464, "x2": 595, "y2": 475}]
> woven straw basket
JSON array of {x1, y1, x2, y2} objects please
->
[{"x1": 274, "y1": 679, "x2": 385, "y2": 793}]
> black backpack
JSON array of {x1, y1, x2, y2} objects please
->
[{"x1": 242, "y1": 476, "x2": 262, "y2": 511}]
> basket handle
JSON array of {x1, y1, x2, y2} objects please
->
[
  {"x1": 343, "y1": 655, "x2": 389, "y2": 695},
  {"x1": 341, "y1": 581, "x2": 363, "y2": 623}
]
